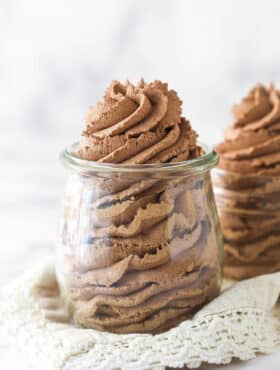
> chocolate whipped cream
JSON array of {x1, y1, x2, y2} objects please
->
[
  {"x1": 215, "y1": 83, "x2": 280, "y2": 280},
  {"x1": 77, "y1": 80, "x2": 200, "y2": 164},
  {"x1": 59, "y1": 80, "x2": 221, "y2": 333}
]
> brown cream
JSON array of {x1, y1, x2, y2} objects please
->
[
  {"x1": 217, "y1": 84, "x2": 280, "y2": 175},
  {"x1": 215, "y1": 83, "x2": 280, "y2": 280},
  {"x1": 59, "y1": 79, "x2": 221, "y2": 333},
  {"x1": 77, "y1": 80, "x2": 198, "y2": 164}
]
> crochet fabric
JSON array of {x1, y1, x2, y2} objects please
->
[{"x1": 0, "y1": 260, "x2": 279, "y2": 370}]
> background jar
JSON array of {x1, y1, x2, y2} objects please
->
[
  {"x1": 56, "y1": 143, "x2": 223, "y2": 334},
  {"x1": 213, "y1": 168, "x2": 280, "y2": 280}
]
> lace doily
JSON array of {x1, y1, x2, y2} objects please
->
[{"x1": 0, "y1": 260, "x2": 279, "y2": 370}]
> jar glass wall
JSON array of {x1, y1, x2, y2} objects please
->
[
  {"x1": 213, "y1": 168, "x2": 280, "y2": 280},
  {"x1": 56, "y1": 143, "x2": 223, "y2": 334}
]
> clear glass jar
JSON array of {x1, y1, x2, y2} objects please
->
[
  {"x1": 56, "y1": 143, "x2": 223, "y2": 334},
  {"x1": 213, "y1": 168, "x2": 280, "y2": 280}
]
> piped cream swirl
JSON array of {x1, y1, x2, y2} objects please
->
[
  {"x1": 76, "y1": 80, "x2": 201, "y2": 164},
  {"x1": 216, "y1": 84, "x2": 280, "y2": 175}
]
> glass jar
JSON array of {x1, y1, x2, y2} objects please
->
[
  {"x1": 56, "y1": 143, "x2": 223, "y2": 334},
  {"x1": 213, "y1": 168, "x2": 280, "y2": 280}
]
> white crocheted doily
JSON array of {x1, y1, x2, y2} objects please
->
[{"x1": 0, "y1": 260, "x2": 279, "y2": 370}]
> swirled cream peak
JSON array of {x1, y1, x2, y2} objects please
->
[
  {"x1": 216, "y1": 83, "x2": 280, "y2": 175},
  {"x1": 76, "y1": 80, "x2": 201, "y2": 164}
]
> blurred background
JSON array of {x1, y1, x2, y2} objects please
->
[{"x1": 0, "y1": 0, "x2": 279, "y2": 284}]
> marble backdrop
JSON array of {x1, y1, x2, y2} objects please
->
[{"x1": 1, "y1": 0, "x2": 280, "y2": 284}]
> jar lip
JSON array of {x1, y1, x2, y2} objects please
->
[{"x1": 60, "y1": 141, "x2": 219, "y2": 174}]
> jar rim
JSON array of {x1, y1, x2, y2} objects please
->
[{"x1": 60, "y1": 142, "x2": 219, "y2": 174}]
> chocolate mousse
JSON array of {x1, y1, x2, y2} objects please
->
[
  {"x1": 59, "y1": 79, "x2": 221, "y2": 333},
  {"x1": 77, "y1": 80, "x2": 200, "y2": 163},
  {"x1": 215, "y1": 83, "x2": 280, "y2": 280}
]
